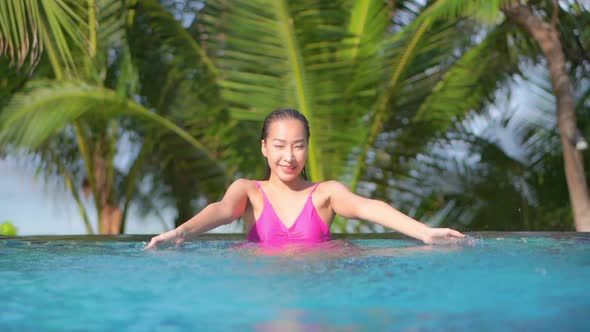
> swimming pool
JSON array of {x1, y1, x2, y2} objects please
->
[{"x1": 1, "y1": 232, "x2": 589, "y2": 331}]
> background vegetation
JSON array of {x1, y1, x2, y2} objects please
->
[{"x1": 1, "y1": 0, "x2": 588, "y2": 234}]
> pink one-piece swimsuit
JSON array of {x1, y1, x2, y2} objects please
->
[{"x1": 247, "y1": 181, "x2": 331, "y2": 246}]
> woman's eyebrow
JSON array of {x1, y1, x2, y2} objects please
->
[{"x1": 271, "y1": 138, "x2": 306, "y2": 143}]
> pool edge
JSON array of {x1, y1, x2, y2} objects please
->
[{"x1": 1, "y1": 231, "x2": 589, "y2": 242}]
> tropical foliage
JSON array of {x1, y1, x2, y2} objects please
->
[
  {"x1": 1, "y1": 221, "x2": 18, "y2": 236},
  {"x1": 0, "y1": 0, "x2": 588, "y2": 233},
  {"x1": 0, "y1": 0, "x2": 234, "y2": 234},
  {"x1": 362, "y1": 0, "x2": 590, "y2": 231}
]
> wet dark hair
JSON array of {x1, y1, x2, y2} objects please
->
[{"x1": 261, "y1": 108, "x2": 309, "y2": 180}]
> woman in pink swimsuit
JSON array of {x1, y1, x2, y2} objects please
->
[{"x1": 144, "y1": 108, "x2": 464, "y2": 249}]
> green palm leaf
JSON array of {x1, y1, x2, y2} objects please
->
[
  {"x1": 201, "y1": 0, "x2": 359, "y2": 181},
  {"x1": 400, "y1": 23, "x2": 522, "y2": 152},
  {"x1": 0, "y1": 79, "x2": 226, "y2": 176},
  {"x1": 414, "y1": 0, "x2": 508, "y2": 24},
  {"x1": 348, "y1": 9, "x2": 471, "y2": 191},
  {"x1": 128, "y1": 0, "x2": 237, "y2": 210},
  {"x1": 343, "y1": 0, "x2": 392, "y2": 63},
  {"x1": 0, "y1": 0, "x2": 88, "y2": 76}
]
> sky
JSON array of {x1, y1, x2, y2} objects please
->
[
  {"x1": 0, "y1": 158, "x2": 159, "y2": 235},
  {"x1": 0, "y1": 158, "x2": 240, "y2": 235}
]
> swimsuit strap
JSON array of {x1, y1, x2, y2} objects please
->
[
  {"x1": 254, "y1": 180, "x2": 270, "y2": 202},
  {"x1": 309, "y1": 182, "x2": 321, "y2": 196}
]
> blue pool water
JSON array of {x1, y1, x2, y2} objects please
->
[{"x1": 1, "y1": 233, "x2": 589, "y2": 331}]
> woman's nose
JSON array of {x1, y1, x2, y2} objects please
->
[{"x1": 284, "y1": 149, "x2": 295, "y2": 161}]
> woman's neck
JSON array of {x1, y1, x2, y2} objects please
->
[{"x1": 267, "y1": 176, "x2": 308, "y2": 192}]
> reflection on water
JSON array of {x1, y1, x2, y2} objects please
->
[
  {"x1": 255, "y1": 309, "x2": 325, "y2": 332},
  {"x1": 231, "y1": 236, "x2": 478, "y2": 260},
  {"x1": 254, "y1": 308, "x2": 361, "y2": 332}
]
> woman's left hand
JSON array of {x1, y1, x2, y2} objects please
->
[{"x1": 423, "y1": 228, "x2": 465, "y2": 245}]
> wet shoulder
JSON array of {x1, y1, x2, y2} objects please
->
[
  {"x1": 227, "y1": 178, "x2": 261, "y2": 197},
  {"x1": 231, "y1": 178, "x2": 257, "y2": 187},
  {"x1": 313, "y1": 181, "x2": 351, "y2": 206},
  {"x1": 316, "y1": 180, "x2": 351, "y2": 195}
]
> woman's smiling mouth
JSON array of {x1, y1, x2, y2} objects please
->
[{"x1": 280, "y1": 165, "x2": 297, "y2": 173}]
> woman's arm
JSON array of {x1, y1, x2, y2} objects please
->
[
  {"x1": 327, "y1": 181, "x2": 464, "y2": 244},
  {"x1": 143, "y1": 179, "x2": 250, "y2": 249}
]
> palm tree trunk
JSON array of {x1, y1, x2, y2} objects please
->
[
  {"x1": 503, "y1": 4, "x2": 590, "y2": 231},
  {"x1": 100, "y1": 204, "x2": 122, "y2": 234},
  {"x1": 93, "y1": 143, "x2": 121, "y2": 234}
]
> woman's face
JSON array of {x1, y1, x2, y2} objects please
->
[{"x1": 262, "y1": 118, "x2": 308, "y2": 182}]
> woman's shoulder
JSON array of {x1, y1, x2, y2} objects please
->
[
  {"x1": 315, "y1": 180, "x2": 351, "y2": 193},
  {"x1": 223, "y1": 179, "x2": 261, "y2": 197},
  {"x1": 229, "y1": 178, "x2": 260, "y2": 189}
]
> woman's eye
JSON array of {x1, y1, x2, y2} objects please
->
[
  {"x1": 274, "y1": 145, "x2": 284, "y2": 148},
  {"x1": 295, "y1": 146, "x2": 304, "y2": 149}
]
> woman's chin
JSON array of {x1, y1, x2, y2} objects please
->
[
  {"x1": 280, "y1": 174, "x2": 298, "y2": 182},
  {"x1": 276, "y1": 171, "x2": 301, "y2": 182}
]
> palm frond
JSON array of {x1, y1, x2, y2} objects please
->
[
  {"x1": 343, "y1": 0, "x2": 393, "y2": 64},
  {"x1": 0, "y1": 0, "x2": 88, "y2": 76},
  {"x1": 0, "y1": 80, "x2": 226, "y2": 176},
  {"x1": 134, "y1": 0, "x2": 218, "y2": 81},
  {"x1": 0, "y1": 57, "x2": 29, "y2": 109},
  {"x1": 81, "y1": 0, "x2": 129, "y2": 82},
  {"x1": 201, "y1": 0, "x2": 361, "y2": 181},
  {"x1": 349, "y1": 12, "x2": 469, "y2": 190},
  {"x1": 401, "y1": 23, "x2": 521, "y2": 151},
  {"x1": 415, "y1": 0, "x2": 508, "y2": 25},
  {"x1": 129, "y1": 0, "x2": 238, "y2": 197},
  {"x1": 95, "y1": 0, "x2": 127, "y2": 53},
  {"x1": 129, "y1": 0, "x2": 229, "y2": 156}
]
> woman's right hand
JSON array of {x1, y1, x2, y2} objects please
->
[
  {"x1": 143, "y1": 229, "x2": 184, "y2": 250},
  {"x1": 422, "y1": 227, "x2": 465, "y2": 245}
]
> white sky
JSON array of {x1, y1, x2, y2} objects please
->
[{"x1": 0, "y1": 158, "x2": 241, "y2": 235}]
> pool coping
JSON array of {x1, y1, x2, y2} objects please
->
[{"x1": 1, "y1": 231, "x2": 589, "y2": 242}]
